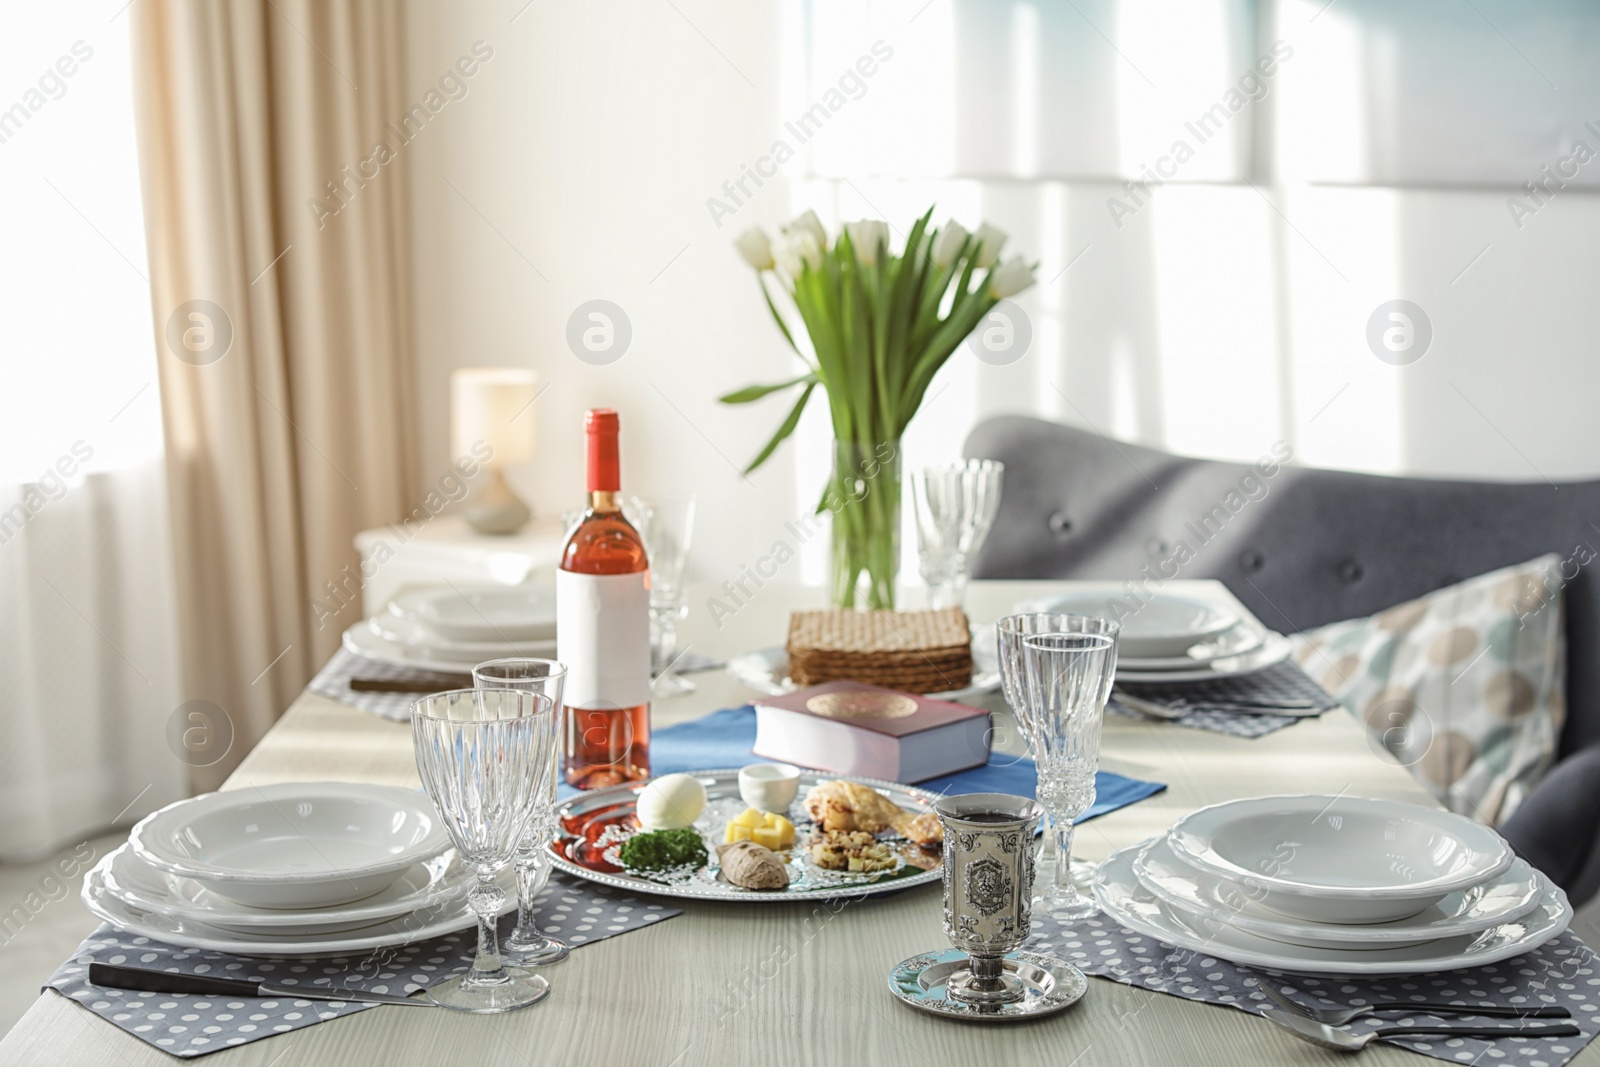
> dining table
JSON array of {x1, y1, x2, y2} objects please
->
[{"x1": 6, "y1": 578, "x2": 1594, "y2": 1066}]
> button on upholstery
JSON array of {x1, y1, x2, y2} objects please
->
[
  {"x1": 1339, "y1": 559, "x2": 1364, "y2": 582},
  {"x1": 1240, "y1": 549, "x2": 1265, "y2": 573},
  {"x1": 1048, "y1": 511, "x2": 1073, "y2": 537}
]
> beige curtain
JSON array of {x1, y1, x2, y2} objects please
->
[{"x1": 131, "y1": 0, "x2": 417, "y2": 789}]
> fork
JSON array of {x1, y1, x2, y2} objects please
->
[
  {"x1": 1260, "y1": 1006, "x2": 1580, "y2": 1053},
  {"x1": 1256, "y1": 981, "x2": 1572, "y2": 1024}
]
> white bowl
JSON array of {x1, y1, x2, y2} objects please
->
[
  {"x1": 1165, "y1": 795, "x2": 1513, "y2": 924},
  {"x1": 389, "y1": 586, "x2": 556, "y2": 643},
  {"x1": 1016, "y1": 593, "x2": 1237, "y2": 658},
  {"x1": 738, "y1": 763, "x2": 801, "y2": 813},
  {"x1": 129, "y1": 782, "x2": 450, "y2": 909},
  {"x1": 1132, "y1": 835, "x2": 1541, "y2": 949}
]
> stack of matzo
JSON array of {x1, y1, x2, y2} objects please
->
[{"x1": 785, "y1": 607, "x2": 972, "y2": 694}]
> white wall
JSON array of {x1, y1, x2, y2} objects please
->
[{"x1": 405, "y1": 0, "x2": 1600, "y2": 599}]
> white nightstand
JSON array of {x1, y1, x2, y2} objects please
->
[{"x1": 352, "y1": 514, "x2": 568, "y2": 617}]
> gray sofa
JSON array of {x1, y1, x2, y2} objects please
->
[{"x1": 964, "y1": 414, "x2": 1600, "y2": 905}]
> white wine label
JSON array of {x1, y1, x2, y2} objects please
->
[{"x1": 556, "y1": 570, "x2": 651, "y2": 709}]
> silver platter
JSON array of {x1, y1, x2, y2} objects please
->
[
  {"x1": 550, "y1": 768, "x2": 945, "y2": 903},
  {"x1": 888, "y1": 949, "x2": 1088, "y2": 1022}
]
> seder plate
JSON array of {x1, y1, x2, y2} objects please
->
[
  {"x1": 887, "y1": 949, "x2": 1087, "y2": 1022},
  {"x1": 550, "y1": 769, "x2": 945, "y2": 903}
]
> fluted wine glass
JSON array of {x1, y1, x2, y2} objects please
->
[
  {"x1": 997, "y1": 613, "x2": 1119, "y2": 920},
  {"x1": 911, "y1": 460, "x2": 1003, "y2": 610},
  {"x1": 626, "y1": 496, "x2": 697, "y2": 698},
  {"x1": 472, "y1": 658, "x2": 569, "y2": 966},
  {"x1": 412, "y1": 687, "x2": 556, "y2": 1012}
]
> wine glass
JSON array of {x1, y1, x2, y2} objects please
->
[
  {"x1": 412, "y1": 687, "x2": 556, "y2": 1012},
  {"x1": 626, "y1": 496, "x2": 697, "y2": 698},
  {"x1": 910, "y1": 461, "x2": 1003, "y2": 610},
  {"x1": 997, "y1": 613, "x2": 1119, "y2": 919},
  {"x1": 471, "y1": 658, "x2": 570, "y2": 967}
]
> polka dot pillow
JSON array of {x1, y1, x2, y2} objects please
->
[{"x1": 1290, "y1": 554, "x2": 1566, "y2": 826}]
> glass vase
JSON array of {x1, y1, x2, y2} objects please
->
[{"x1": 828, "y1": 439, "x2": 901, "y2": 610}]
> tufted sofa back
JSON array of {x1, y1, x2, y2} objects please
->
[{"x1": 964, "y1": 415, "x2": 1600, "y2": 759}]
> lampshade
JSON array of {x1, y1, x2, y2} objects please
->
[{"x1": 451, "y1": 368, "x2": 538, "y2": 468}]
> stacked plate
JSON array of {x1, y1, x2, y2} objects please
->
[
  {"x1": 84, "y1": 783, "x2": 497, "y2": 957},
  {"x1": 1093, "y1": 795, "x2": 1573, "y2": 976},
  {"x1": 1016, "y1": 592, "x2": 1292, "y2": 682},
  {"x1": 343, "y1": 585, "x2": 557, "y2": 673}
]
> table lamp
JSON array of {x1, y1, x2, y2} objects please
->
[{"x1": 453, "y1": 367, "x2": 539, "y2": 535}]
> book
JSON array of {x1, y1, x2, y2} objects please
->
[{"x1": 751, "y1": 680, "x2": 992, "y2": 784}]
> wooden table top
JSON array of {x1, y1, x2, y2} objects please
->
[{"x1": 6, "y1": 579, "x2": 1591, "y2": 1066}]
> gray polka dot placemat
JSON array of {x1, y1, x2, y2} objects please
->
[
  {"x1": 1028, "y1": 910, "x2": 1598, "y2": 1066},
  {"x1": 1109, "y1": 660, "x2": 1338, "y2": 738},
  {"x1": 46, "y1": 871, "x2": 680, "y2": 1058},
  {"x1": 310, "y1": 647, "x2": 726, "y2": 723}
]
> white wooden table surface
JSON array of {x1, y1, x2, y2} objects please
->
[{"x1": 5, "y1": 580, "x2": 1594, "y2": 1066}]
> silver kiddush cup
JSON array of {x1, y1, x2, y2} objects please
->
[{"x1": 933, "y1": 793, "x2": 1045, "y2": 1005}]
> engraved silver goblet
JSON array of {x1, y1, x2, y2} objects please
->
[{"x1": 934, "y1": 793, "x2": 1045, "y2": 1005}]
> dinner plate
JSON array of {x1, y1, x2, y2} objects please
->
[
  {"x1": 1114, "y1": 632, "x2": 1294, "y2": 684},
  {"x1": 130, "y1": 783, "x2": 450, "y2": 909},
  {"x1": 1115, "y1": 624, "x2": 1265, "y2": 671},
  {"x1": 343, "y1": 619, "x2": 553, "y2": 672},
  {"x1": 367, "y1": 613, "x2": 557, "y2": 660},
  {"x1": 1166, "y1": 794, "x2": 1513, "y2": 924},
  {"x1": 550, "y1": 769, "x2": 945, "y2": 902},
  {"x1": 389, "y1": 586, "x2": 556, "y2": 643},
  {"x1": 1094, "y1": 842, "x2": 1571, "y2": 977},
  {"x1": 725, "y1": 626, "x2": 1000, "y2": 702},
  {"x1": 83, "y1": 863, "x2": 511, "y2": 958},
  {"x1": 97, "y1": 844, "x2": 473, "y2": 935},
  {"x1": 1013, "y1": 593, "x2": 1237, "y2": 658},
  {"x1": 1132, "y1": 835, "x2": 1542, "y2": 950}
]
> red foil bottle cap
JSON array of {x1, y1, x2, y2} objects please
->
[{"x1": 585, "y1": 408, "x2": 620, "y2": 492}]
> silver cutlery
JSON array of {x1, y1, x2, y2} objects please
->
[
  {"x1": 89, "y1": 963, "x2": 434, "y2": 1008},
  {"x1": 1256, "y1": 980, "x2": 1571, "y2": 1025},
  {"x1": 1113, "y1": 688, "x2": 1331, "y2": 719},
  {"x1": 1260, "y1": 1006, "x2": 1579, "y2": 1052}
]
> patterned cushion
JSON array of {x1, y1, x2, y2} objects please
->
[{"x1": 1289, "y1": 555, "x2": 1566, "y2": 826}]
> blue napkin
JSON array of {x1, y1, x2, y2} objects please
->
[{"x1": 559, "y1": 705, "x2": 1165, "y2": 821}]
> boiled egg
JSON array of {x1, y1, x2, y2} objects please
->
[{"x1": 635, "y1": 773, "x2": 707, "y2": 830}]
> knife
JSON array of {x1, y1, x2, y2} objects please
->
[
  {"x1": 88, "y1": 962, "x2": 433, "y2": 1008},
  {"x1": 350, "y1": 675, "x2": 471, "y2": 693}
]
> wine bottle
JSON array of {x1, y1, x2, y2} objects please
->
[{"x1": 556, "y1": 408, "x2": 652, "y2": 789}]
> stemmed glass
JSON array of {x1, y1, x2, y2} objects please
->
[
  {"x1": 411, "y1": 687, "x2": 556, "y2": 1012},
  {"x1": 471, "y1": 658, "x2": 569, "y2": 967},
  {"x1": 997, "y1": 613, "x2": 1120, "y2": 920},
  {"x1": 911, "y1": 461, "x2": 1003, "y2": 610},
  {"x1": 626, "y1": 496, "x2": 697, "y2": 697}
]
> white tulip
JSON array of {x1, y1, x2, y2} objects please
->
[
  {"x1": 786, "y1": 209, "x2": 828, "y2": 252},
  {"x1": 773, "y1": 230, "x2": 822, "y2": 278},
  {"x1": 930, "y1": 220, "x2": 969, "y2": 269},
  {"x1": 734, "y1": 227, "x2": 775, "y2": 270},
  {"x1": 974, "y1": 222, "x2": 1007, "y2": 268},
  {"x1": 845, "y1": 219, "x2": 889, "y2": 266},
  {"x1": 987, "y1": 256, "x2": 1036, "y2": 299}
]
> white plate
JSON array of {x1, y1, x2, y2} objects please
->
[
  {"x1": 1132, "y1": 835, "x2": 1542, "y2": 950},
  {"x1": 368, "y1": 613, "x2": 557, "y2": 660},
  {"x1": 83, "y1": 863, "x2": 511, "y2": 958},
  {"x1": 1014, "y1": 593, "x2": 1237, "y2": 658},
  {"x1": 389, "y1": 586, "x2": 556, "y2": 642},
  {"x1": 1166, "y1": 795, "x2": 1514, "y2": 924},
  {"x1": 343, "y1": 620, "x2": 551, "y2": 672},
  {"x1": 1095, "y1": 842, "x2": 1570, "y2": 977},
  {"x1": 129, "y1": 783, "x2": 450, "y2": 910},
  {"x1": 1115, "y1": 632, "x2": 1294, "y2": 684},
  {"x1": 97, "y1": 844, "x2": 473, "y2": 935},
  {"x1": 725, "y1": 627, "x2": 999, "y2": 703},
  {"x1": 1115, "y1": 624, "x2": 1265, "y2": 671}
]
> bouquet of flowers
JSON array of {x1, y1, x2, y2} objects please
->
[{"x1": 722, "y1": 207, "x2": 1036, "y2": 609}]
